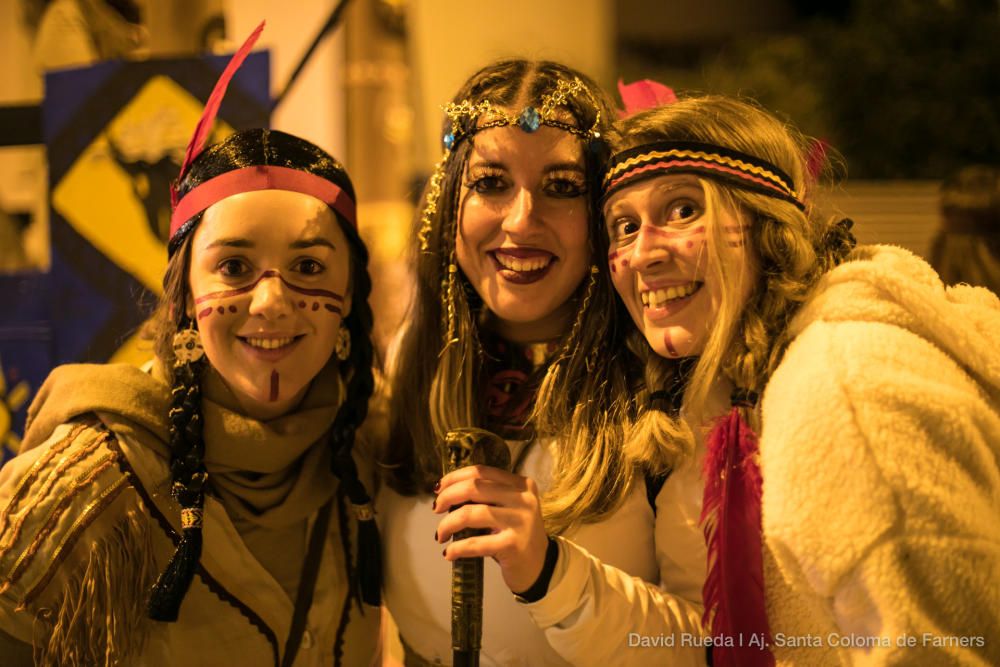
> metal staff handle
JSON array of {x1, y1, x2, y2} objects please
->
[{"x1": 444, "y1": 428, "x2": 511, "y2": 667}]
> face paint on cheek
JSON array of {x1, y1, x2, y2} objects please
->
[
  {"x1": 270, "y1": 370, "x2": 279, "y2": 402},
  {"x1": 663, "y1": 330, "x2": 679, "y2": 357},
  {"x1": 195, "y1": 270, "x2": 346, "y2": 315}
]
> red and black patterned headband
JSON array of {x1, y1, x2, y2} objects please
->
[{"x1": 602, "y1": 140, "x2": 805, "y2": 211}]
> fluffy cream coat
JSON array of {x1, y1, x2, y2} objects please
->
[{"x1": 761, "y1": 245, "x2": 1000, "y2": 666}]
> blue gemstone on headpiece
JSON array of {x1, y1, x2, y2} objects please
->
[
  {"x1": 443, "y1": 132, "x2": 455, "y2": 149},
  {"x1": 518, "y1": 107, "x2": 541, "y2": 132}
]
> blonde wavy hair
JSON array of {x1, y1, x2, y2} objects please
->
[
  {"x1": 607, "y1": 95, "x2": 855, "y2": 473},
  {"x1": 383, "y1": 59, "x2": 643, "y2": 534}
]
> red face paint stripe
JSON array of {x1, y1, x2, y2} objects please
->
[
  {"x1": 323, "y1": 304, "x2": 341, "y2": 314},
  {"x1": 197, "y1": 307, "x2": 213, "y2": 319},
  {"x1": 664, "y1": 331, "x2": 679, "y2": 357},
  {"x1": 269, "y1": 370, "x2": 278, "y2": 402},
  {"x1": 282, "y1": 284, "x2": 344, "y2": 301},
  {"x1": 194, "y1": 270, "x2": 345, "y2": 304},
  {"x1": 195, "y1": 281, "x2": 259, "y2": 304}
]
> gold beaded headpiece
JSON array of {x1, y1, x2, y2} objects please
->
[{"x1": 418, "y1": 77, "x2": 604, "y2": 252}]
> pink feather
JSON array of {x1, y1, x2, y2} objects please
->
[
  {"x1": 171, "y1": 20, "x2": 266, "y2": 209},
  {"x1": 617, "y1": 78, "x2": 677, "y2": 118},
  {"x1": 700, "y1": 407, "x2": 774, "y2": 667},
  {"x1": 805, "y1": 138, "x2": 830, "y2": 184}
]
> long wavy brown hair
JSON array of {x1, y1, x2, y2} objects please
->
[{"x1": 382, "y1": 59, "x2": 643, "y2": 534}]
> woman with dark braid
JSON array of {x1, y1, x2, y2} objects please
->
[
  {"x1": 378, "y1": 61, "x2": 705, "y2": 666},
  {"x1": 0, "y1": 117, "x2": 382, "y2": 667},
  {"x1": 601, "y1": 92, "x2": 1000, "y2": 666}
]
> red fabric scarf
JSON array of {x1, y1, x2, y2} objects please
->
[{"x1": 700, "y1": 406, "x2": 774, "y2": 666}]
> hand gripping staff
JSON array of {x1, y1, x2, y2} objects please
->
[{"x1": 443, "y1": 428, "x2": 511, "y2": 667}]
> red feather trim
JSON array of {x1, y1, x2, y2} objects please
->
[
  {"x1": 170, "y1": 20, "x2": 266, "y2": 209},
  {"x1": 700, "y1": 407, "x2": 774, "y2": 666},
  {"x1": 805, "y1": 138, "x2": 830, "y2": 185},
  {"x1": 617, "y1": 78, "x2": 677, "y2": 118}
]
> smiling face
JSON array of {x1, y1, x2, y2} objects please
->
[
  {"x1": 604, "y1": 174, "x2": 756, "y2": 358},
  {"x1": 454, "y1": 125, "x2": 591, "y2": 342},
  {"x1": 187, "y1": 190, "x2": 351, "y2": 419}
]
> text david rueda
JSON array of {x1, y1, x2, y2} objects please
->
[
  {"x1": 627, "y1": 633, "x2": 987, "y2": 649},
  {"x1": 628, "y1": 633, "x2": 766, "y2": 649}
]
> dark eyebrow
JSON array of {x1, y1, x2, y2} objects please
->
[
  {"x1": 467, "y1": 159, "x2": 507, "y2": 171},
  {"x1": 290, "y1": 237, "x2": 336, "y2": 251},
  {"x1": 544, "y1": 161, "x2": 585, "y2": 174},
  {"x1": 205, "y1": 237, "x2": 254, "y2": 249},
  {"x1": 467, "y1": 160, "x2": 585, "y2": 174},
  {"x1": 654, "y1": 178, "x2": 702, "y2": 195}
]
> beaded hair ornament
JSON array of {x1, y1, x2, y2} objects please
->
[{"x1": 418, "y1": 77, "x2": 604, "y2": 253}]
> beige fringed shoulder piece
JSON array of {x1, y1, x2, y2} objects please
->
[{"x1": 0, "y1": 418, "x2": 156, "y2": 666}]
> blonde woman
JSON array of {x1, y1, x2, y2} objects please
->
[
  {"x1": 379, "y1": 61, "x2": 707, "y2": 666},
  {"x1": 602, "y1": 93, "x2": 1000, "y2": 666}
]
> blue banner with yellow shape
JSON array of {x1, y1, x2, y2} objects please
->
[{"x1": 0, "y1": 52, "x2": 270, "y2": 466}]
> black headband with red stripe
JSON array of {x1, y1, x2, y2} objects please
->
[{"x1": 602, "y1": 140, "x2": 805, "y2": 211}]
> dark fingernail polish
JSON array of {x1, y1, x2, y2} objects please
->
[
  {"x1": 431, "y1": 499, "x2": 436, "y2": 511},
  {"x1": 433, "y1": 480, "x2": 441, "y2": 493},
  {"x1": 434, "y1": 530, "x2": 438, "y2": 541},
  {"x1": 442, "y1": 548, "x2": 447, "y2": 557}
]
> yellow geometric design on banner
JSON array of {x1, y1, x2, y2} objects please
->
[
  {"x1": 52, "y1": 74, "x2": 234, "y2": 366},
  {"x1": 0, "y1": 356, "x2": 31, "y2": 457},
  {"x1": 52, "y1": 75, "x2": 233, "y2": 295}
]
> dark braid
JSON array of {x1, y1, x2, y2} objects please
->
[
  {"x1": 329, "y1": 222, "x2": 381, "y2": 608},
  {"x1": 147, "y1": 316, "x2": 208, "y2": 621}
]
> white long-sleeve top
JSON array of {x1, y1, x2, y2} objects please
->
[{"x1": 378, "y1": 438, "x2": 707, "y2": 666}]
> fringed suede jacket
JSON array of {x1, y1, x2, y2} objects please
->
[{"x1": 0, "y1": 362, "x2": 380, "y2": 667}]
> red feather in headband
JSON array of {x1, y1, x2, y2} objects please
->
[
  {"x1": 700, "y1": 406, "x2": 774, "y2": 667},
  {"x1": 617, "y1": 78, "x2": 677, "y2": 118},
  {"x1": 170, "y1": 20, "x2": 266, "y2": 209}
]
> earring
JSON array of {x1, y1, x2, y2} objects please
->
[
  {"x1": 335, "y1": 324, "x2": 351, "y2": 361},
  {"x1": 172, "y1": 323, "x2": 204, "y2": 366}
]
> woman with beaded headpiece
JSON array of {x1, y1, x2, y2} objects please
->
[
  {"x1": 378, "y1": 61, "x2": 707, "y2": 666},
  {"x1": 601, "y1": 87, "x2": 1000, "y2": 666},
  {"x1": 0, "y1": 25, "x2": 382, "y2": 666}
]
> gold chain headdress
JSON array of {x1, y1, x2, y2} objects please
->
[{"x1": 418, "y1": 77, "x2": 604, "y2": 253}]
